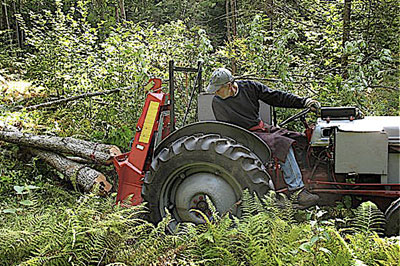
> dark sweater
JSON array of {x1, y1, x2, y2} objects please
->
[{"x1": 212, "y1": 80, "x2": 306, "y2": 129}]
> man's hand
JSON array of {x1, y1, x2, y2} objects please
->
[{"x1": 304, "y1": 98, "x2": 321, "y2": 113}]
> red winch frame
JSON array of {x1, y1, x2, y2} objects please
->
[{"x1": 113, "y1": 78, "x2": 169, "y2": 205}]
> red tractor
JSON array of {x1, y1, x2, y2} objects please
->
[{"x1": 114, "y1": 61, "x2": 400, "y2": 235}]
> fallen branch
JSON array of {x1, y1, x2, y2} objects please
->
[
  {"x1": 30, "y1": 148, "x2": 112, "y2": 193},
  {"x1": 0, "y1": 130, "x2": 121, "y2": 165},
  {"x1": 367, "y1": 85, "x2": 399, "y2": 91},
  {"x1": 24, "y1": 85, "x2": 135, "y2": 111},
  {"x1": 235, "y1": 74, "x2": 327, "y2": 84}
]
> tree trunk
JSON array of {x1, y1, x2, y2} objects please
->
[
  {"x1": 0, "y1": 0, "x2": 4, "y2": 30},
  {"x1": 342, "y1": 0, "x2": 352, "y2": 79},
  {"x1": 29, "y1": 148, "x2": 112, "y2": 193},
  {"x1": 230, "y1": 0, "x2": 237, "y2": 38},
  {"x1": 12, "y1": 0, "x2": 21, "y2": 49},
  {"x1": 16, "y1": 0, "x2": 23, "y2": 48},
  {"x1": 119, "y1": 0, "x2": 126, "y2": 21},
  {"x1": 266, "y1": 0, "x2": 274, "y2": 30},
  {"x1": 226, "y1": 0, "x2": 231, "y2": 42},
  {"x1": 226, "y1": 0, "x2": 237, "y2": 74},
  {"x1": 0, "y1": 130, "x2": 121, "y2": 165},
  {"x1": 94, "y1": 0, "x2": 105, "y2": 20},
  {"x1": 115, "y1": 5, "x2": 120, "y2": 23},
  {"x1": 2, "y1": 1, "x2": 12, "y2": 46}
]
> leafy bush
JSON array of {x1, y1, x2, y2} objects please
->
[{"x1": 10, "y1": 0, "x2": 213, "y2": 149}]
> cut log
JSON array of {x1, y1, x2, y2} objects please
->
[
  {"x1": 30, "y1": 148, "x2": 112, "y2": 193},
  {"x1": 0, "y1": 130, "x2": 121, "y2": 165},
  {"x1": 65, "y1": 156, "x2": 93, "y2": 164}
]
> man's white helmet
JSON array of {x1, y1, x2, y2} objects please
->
[{"x1": 206, "y1": 68, "x2": 234, "y2": 93}]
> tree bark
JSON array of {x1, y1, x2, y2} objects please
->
[
  {"x1": 230, "y1": 0, "x2": 237, "y2": 74},
  {"x1": 94, "y1": 0, "x2": 105, "y2": 20},
  {"x1": 66, "y1": 156, "x2": 94, "y2": 164},
  {"x1": 115, "y1": 5, "x2": 119, "y2": 23},
  {"x1": 342, "y1": 0, "x2": 352, "y2": 79},
  {"x1": 226, "y1": 0, "x2": 231, "y2": 42},
  {"x1": 0, "y1": 0, "x2": 4, "y2": 30},
  {"x1": 29, "y1": 148, "x2": 112, "y2": 193},
  {"x1": 266, "y1": 0, "x2": 274, "y2": 30},
  {"x1": 226, "y1": 0, "x2": 237, "y2": 74},
  {"x1": 2, "y1": 1, "x2": 12, "y2": 46},
  {"x1": 0, "y1": 130, "x2": 121, "y2": 165},
  {"x1": 12, "y1": 0, "x2": 21, "y2": 49},
  {"x1": 119, "y1": 0, "x2": 126, "y2": 21},
  {"x1": 230, "y1": 0, "x2": 237, "y2": 38}
]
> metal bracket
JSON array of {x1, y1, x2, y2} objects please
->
[{"x1": 169, "y1": 60, "x2": 203, "y2": 133}]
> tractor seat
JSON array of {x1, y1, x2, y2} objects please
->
[{"x1": 197, "y1": 93, "x2": 272, "y2": 125}]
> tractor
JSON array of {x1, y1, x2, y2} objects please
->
[{"x1": 113, "y1": 61, "x2": 400, "y2": 235}]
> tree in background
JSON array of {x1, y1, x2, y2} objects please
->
[{"x1": 0, "y1": 0, "x2": 398, "y2": 117}]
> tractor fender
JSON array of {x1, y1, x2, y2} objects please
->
[{"x1": 155, "y1": 121, "x2": 271, "y2": 164}]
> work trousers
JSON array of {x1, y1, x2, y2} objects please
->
[{"x1": 281, "y1": 147, "x2": 304, "y2": 191}]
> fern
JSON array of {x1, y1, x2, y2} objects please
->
[
  {"x1": 240, "y1": 189, "x2": 265, "y2": 218},
  {"x1": 1, "y1": 184, "x2": 398, "y2": 265},
  {"x1": 262, "y1": 190, "x2": 296, "y2": 223},
  {"x1": 350, "y1": 201, "x2": 386, "y2": 235},
  {"x1": 0, "y1": 184, "x2": 152, "y2": 265}
]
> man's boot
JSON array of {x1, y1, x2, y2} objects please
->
[{"x1": 290, "y1": 187, "x2": 319, "y2": 208}]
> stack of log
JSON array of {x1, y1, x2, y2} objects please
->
[{"x1": 0, "y1": 129, "x2": 121, "y2": 193}]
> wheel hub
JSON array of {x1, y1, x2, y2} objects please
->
[
  {"x1": 174, "y1": 172, "x2": 238, "y2": 223},
  {"x1": 190, "y1": 194, "x2": 211, "y2": 218}
]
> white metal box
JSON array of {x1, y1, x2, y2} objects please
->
[
  {"x1": 387, "y1": 153, "x2": 399, "y2": 183},
  {"x1": 335, "y1": 130, "x2": 388, "y2": 175}
]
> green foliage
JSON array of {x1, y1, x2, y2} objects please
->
[
  {"x1": 1, "y1": 0, "x2": 397, "y2": 147},
  {"x1": 0, "y1": 1, "x2": 399, "y2": 265},
  {"x1": 350, "y1": 201, "x2": 386, "y2": 236},
  {"x1": 214, "y1": 0, "x2": 398, "y2": 121},
  {"x1": 0, "y1": 144, "x2": 44, "y2": 195},
  {"x1": 0, "y1": 185, "x2": 149, "y2": 265},
  {"x1": 1, "y1": 187, "x2": 399, "y2": 265},
  {"x1": 3, "y1": 0, "x2": 213, "y2": 149},
  {"x1": 347, "y1": 233, "x2": 400, "y2": 266}
]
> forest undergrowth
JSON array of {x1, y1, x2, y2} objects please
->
[
  {"x1": 0, "y1": 0, "x2": 399, "y2": 265},
  {"x1": 0, "y1": 186, "x2": 399, "y2": 265}
]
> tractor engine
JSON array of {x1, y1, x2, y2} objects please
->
[{"x1": 310, "y1": 107, "x2": 399, "y2": 185}]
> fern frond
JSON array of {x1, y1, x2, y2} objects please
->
[
  {"x1": 241, "y1": 189, "x2": 265, "y2": 217},
  {"x1": 260, "y1": 191, "x2": 296, "y2": 223},
  {"x1": 350, "y1": 201, "x2": 386, "y2": 236}
]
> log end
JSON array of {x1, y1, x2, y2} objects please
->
[
  {"x1": 105, "y1": 145, "x2": 122, "y2": 165},
  {"x1": 110, "y1": 146, "x2": 122, "y2": 157},
  {"x1": 94, "y1": 174, "x2": 113, "y2": 193}
]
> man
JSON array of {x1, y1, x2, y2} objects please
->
[{"x1": 207, "y1": 68, "x2": 320, "y2": 208}]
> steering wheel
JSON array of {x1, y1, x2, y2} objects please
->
[{"x1": 278, "y1": 108, "x2": 311, "y2": 127}]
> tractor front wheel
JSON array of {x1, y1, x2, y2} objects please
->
[{"x1": 142, "y1": 134, "x2": 272, "y2": 229}]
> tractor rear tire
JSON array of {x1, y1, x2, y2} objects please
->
[
  {"x1": 385, "y1": 198, "x2": 400, "y2": 236},
  {"x1": 142, "y1": 134, "x2": 272, "y2": 229}
]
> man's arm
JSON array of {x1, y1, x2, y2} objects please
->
[{"x1": 251, "y1": 81, "x2": 306, "y2": 108}]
